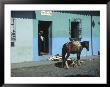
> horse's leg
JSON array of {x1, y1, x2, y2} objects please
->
[
  {"x1": 62, "y1": 55, "x2": 66, "y2": 68},
  {"x1": 62, "y1": 53, "x2": 68, "y2": 68},
  {"x1": 65, "y1": 52, "x2": 70, "y2": 68},
  {"x1": 77, "y1": 53, "x2": 81, "y2": 66},
  {"x1": 62, "y1": 46, "x2": 66, "y2": 68}
]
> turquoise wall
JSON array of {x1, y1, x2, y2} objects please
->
[
  {"x1": 33, "y1": 11, "x2": 100, "y2": 61},
  {"x1": 92, "y1": 16, "x2": 100, "y2": 55},
  {"x1": 10, "y1": 11, "x2": 100, "y2": 63}
]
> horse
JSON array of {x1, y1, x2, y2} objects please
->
[{"x1": 62, "y1": 41, "x2": 89, "y2": 68}]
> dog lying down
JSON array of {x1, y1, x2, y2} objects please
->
[
  {"x1": 65, "y1": 59, "x2": 78, "y2": 68},
  {"x1": 48, "y1": 55, "x2": 84, "y2": 68},
  {"x1": 65, "y1": 59, "x2": 84, "y2": 68}
]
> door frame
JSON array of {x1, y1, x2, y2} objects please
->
[{"x1": 38, "y1": 20, "x2": 52, "y2": 56}]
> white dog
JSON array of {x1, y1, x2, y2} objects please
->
[{"x1": 48, "y1": 55, "x2": 62, "y2": 61}]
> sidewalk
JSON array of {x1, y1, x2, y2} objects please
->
[{"x1": 11, "y1": 55, "x2": 99, "y2": 69}]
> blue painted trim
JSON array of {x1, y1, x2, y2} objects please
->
[{"x1": 33, "y1": 37, "x2": 100, "y2": 61}]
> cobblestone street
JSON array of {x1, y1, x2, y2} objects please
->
[{"x1": 11, "y1": 56, "x2": 100, "y2": 77}]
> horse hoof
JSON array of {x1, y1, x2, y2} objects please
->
[
  {"x1": 77, "y1": 63, "x2": 81, "y2": 66},
  {"x1": 77, "y1": 60, "x2": 81, "y2": 66}
]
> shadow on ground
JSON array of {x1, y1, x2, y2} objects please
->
[
  {"x1": 65, "y1": 74, "x2": 97, "y2": 77},
  {"x1": 54, "y1": 62, "x2": 63, "y2": 68}
]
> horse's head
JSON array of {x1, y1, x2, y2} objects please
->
[{"x1": 81, "y1": 41, "x2": 89, "y2": 51}]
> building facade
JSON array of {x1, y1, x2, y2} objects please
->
[{"x1": 11, "y1": 11, "x2": 100, "y2": 63}]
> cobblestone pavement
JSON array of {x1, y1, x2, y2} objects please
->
[{"x1": 11, "y1": 56, "x2": 100, "y2": 77}]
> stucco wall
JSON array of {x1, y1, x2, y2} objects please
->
[
  {"x1": 92, "y1": 16, "x2": 100, "y2": 55},
  {"x1": 33, "y1": 11, "x2": 100, "y2": 61},
  {"x1": 11, "y1": 18, "x2": 33, "y2": 63},
  {"x1": 11, "y1": 11, "x2": 100, "y2": 63}
]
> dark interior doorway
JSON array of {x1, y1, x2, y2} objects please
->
[
  {"x1": 38, "y1": 20, "x2": 52, "y2": 56},
  {"x1": 71, "y1": 22, "x2": 79, "y2": 39}
]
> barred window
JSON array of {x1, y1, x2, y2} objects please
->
[{"x1": 69, "y1": 18, "x2": 82, "y2": 41}]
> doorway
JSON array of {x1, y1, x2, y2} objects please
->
[{"x1": 38, "y1": 21, "x2": 52, "y2": 56}]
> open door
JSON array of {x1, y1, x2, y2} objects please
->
[{"x1": 38, "y1": 21, "x2": 52, "y2": 56}]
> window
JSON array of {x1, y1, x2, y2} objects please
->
[{"x1": 69, "y1": 18, "x2": 82, "y2": 41}]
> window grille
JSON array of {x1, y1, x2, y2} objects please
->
[{"x1": 69, "y1": 18, "x2": 82, "y2": 41}]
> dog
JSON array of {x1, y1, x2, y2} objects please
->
[
  {"x1": 48, "y1": 54, "x2": 62, "y2": 61},
  {"x1": 65, "y1": 59, "x2": 78, "y2": 68}
]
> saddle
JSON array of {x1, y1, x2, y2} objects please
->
[
  {"x1": 72, "y1": 41, "x2": 81, "y2": 47},
  {"x1": 69, "y1": 38, "x2": 81, "y2": 47},
  {"x1": 66, "y1": 41, "x2": 81, "y2": 52},
  {"x1": 72, "y1": 41, "x2": 81, "y2": 51}
]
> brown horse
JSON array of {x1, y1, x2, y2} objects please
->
[{"x1": 62, "y1": 41, "x2": 89, "y2": 68}]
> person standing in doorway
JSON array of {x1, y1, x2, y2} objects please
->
[{"x1": 38, "y1": 31, "x2": 46, "y2": 55}]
